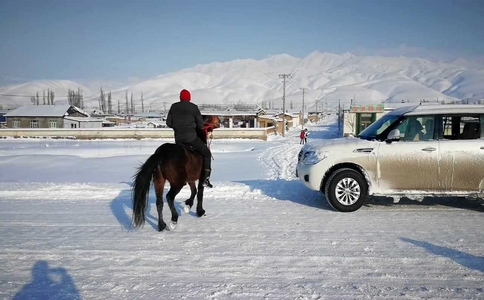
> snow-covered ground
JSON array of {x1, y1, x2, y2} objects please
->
[{"x1": 0, "y1": 116, "x2": 483, "y2": 299}]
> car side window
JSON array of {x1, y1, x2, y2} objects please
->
[
  {"x1": 397, "y1": 116, "x2": 434, "y2": 141},
  {"x1": 481, "y1": 115, "x2": 484, "y2": 139},
  {"x1": 437, "y1": 115, "x2": 480, "y2": 140}
]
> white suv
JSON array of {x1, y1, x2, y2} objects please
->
[{"x1": 296, "y1": 104, "x2": 484, "y2": 212}]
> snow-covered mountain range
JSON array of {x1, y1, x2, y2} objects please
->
[{"x1": 1, "y1": 51, "x2": 483, "y2": 112}]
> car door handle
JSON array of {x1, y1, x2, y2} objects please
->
[
  {"x1": 480, "y1": 146, "x2": 484, "y2": 150},
  {"x1": 422, "y1": 147, "x2": 436, "y2": 152}
]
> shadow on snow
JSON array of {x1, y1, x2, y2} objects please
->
[
  {"x1": 366, "y1": 196, "x2": 484, "y2": 211},
  {"x1": 13, "y1": 260, "x2": 81, "y2": 300},
  {"x1": 235, "y1": 179, "x2": 334, "y2": 211},
  {"x1": 110, "y1": 182, "x2": 193, "y2": 232},
  {"x1": 400, "y1": 237, "x2": 484, "y2": 272}
]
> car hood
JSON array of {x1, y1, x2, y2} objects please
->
[{"x1": 302, "y1": 137, "x2": 377, "y2": 153}]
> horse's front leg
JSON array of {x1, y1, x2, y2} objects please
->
[
  {"x1": 153, "y1": 167, "x2": 166, "y2": 232},
  {"x1": 166, "y1": 185, "x2": 183, "y2": 230},
  {"x1": 183, "y1": 182, "x2": 197, "y2": 213},
  {"x1": 196, "y1": 182, "x2": 206, "y2": 217}
]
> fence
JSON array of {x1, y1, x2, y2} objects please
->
[{"x1": 0, "y1": 127, "x2": 276, "y2": 140}]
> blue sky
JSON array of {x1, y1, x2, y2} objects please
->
[{"x1": 1, "y1": 0, "x2": 483, "y2": 82}]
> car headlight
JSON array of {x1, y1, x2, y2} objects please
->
[{"x1": 300, "y1": 150, "x2": 327, "y2": 165}]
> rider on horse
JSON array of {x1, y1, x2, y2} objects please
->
[{"x1": 166, "y1": 89, "x2": 213, "y2": 188}]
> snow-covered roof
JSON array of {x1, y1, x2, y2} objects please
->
[
  {"x1": 391, "y1": 104, "x2": 484, "y2": 116},
  {"x1": 200, "y1": 109, "x2": 259, "y2": 116},
  {"x1": 64, "y1": 116, "x2": 104, "y2": 122},
  {"x1": 133, "y1": 113, "x2": 164, "y2": 118},
  {"x1": 147, "y1": 121, "x2": 167, "y2": 126},
  {"x1": 4, "y1": 105, "x2": 89, "y2": 117}
]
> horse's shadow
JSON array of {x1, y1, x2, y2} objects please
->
[
  {"x1": 400, "y1": 237, "x2": 484, "y2": 272},
  {"x1": 111, "y1": 182, "x2": 193, "y2": 231}
]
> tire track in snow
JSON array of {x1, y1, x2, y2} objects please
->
[{"x1": 259, "y1": 139, "x2": 302, "y2": 180}]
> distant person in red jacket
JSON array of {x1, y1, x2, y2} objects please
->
[
  {"x1": 166, "y1": 89, "x2": 213, "y2": 188},
  {"x1": 300, "y1": 128, "x2": 309, "y2": 144}
]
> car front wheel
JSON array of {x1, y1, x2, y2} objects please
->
[{"x1": 324, "y1": 168, "x2": 368, "y2": 212}]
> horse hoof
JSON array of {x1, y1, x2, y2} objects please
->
[
  {"x1": 158, "y1": 223, "x2": 167, "y2": 232},
  {"x1": 169, "y1": 221, "x2": 177, "y2": 231},
  {"x1": 197, "y1": 210, "x2": 206, "y2": 217},
  {"x1": 183, "y1": 205, "x2": 191, "y2": 214}
]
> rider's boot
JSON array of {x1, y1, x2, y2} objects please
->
[{"x1": 202, "y1": 169, "x2": 213, "y2": 188}]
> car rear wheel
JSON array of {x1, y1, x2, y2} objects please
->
[{"x1": 324, "y1": 168, "x2": 368, "y2": 212}]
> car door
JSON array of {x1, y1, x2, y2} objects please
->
[
  {"x1": 437, "y1": 114, "x2": 484, "y2": 192},
  {"x1": 376, "y1": 115, "x2": 441, "y2": 191}
]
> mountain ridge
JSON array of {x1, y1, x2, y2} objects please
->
[{"x1": 1, "y1": 51, "x2": 483, "y2": 112}]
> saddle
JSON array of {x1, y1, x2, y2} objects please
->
[
  {"x1": 179, "y1": 129, "x2": 209, "y2": 156},
  {"x1": 180, "y1": 144, "x2": 202, "y2": 156}
]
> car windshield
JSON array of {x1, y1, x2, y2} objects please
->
[{"x1": 358, "y1": 113, "x2": 400, "y2": 140}]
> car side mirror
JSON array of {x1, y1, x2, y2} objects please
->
[{"x1": 386, "y1": 129, "x2": 400, "y2": 143}]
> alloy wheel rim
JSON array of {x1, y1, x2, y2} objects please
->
[{"x1": 335, "y1": 178, "x2": 361, "y2": 206}]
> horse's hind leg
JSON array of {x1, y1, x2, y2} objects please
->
[
  {"x1": 166, "y1": 184, "x2": 183, "y2": 230},
  {"x1": 196, "y1": 182, "x2": 206, "y2": 217},
  {"x1": 153, "y1": 166, "x2": 167, "y2": 232},
  {"x1": 183, "y1": 182, "x2": 197, "y2": 213}
]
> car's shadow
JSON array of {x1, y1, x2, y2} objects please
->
[
  {"x1": 235, "y1": 179, "x2": 334, "y2": 211},
  {"x1": 236, "y1": 179, "x2": 483, "y2": 212},
  {"x1": 365, "y1": 195, "x2": 484, "y2": 211}
]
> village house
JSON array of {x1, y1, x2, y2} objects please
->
[
  {"x1": 342, "y1": 104, "x2": 386, "y2": 136},
  {"x1": 200, "y1": 108, "x2": 261, "y2": 128},
  {"x1": 4, "y1": 105, "x2": 102, "y2": 129},
  {"x1": 0, "y1": 110, "x2": 9, "y2": 128}
]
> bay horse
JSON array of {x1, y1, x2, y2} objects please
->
[{"x1": 132, "y1": 131, "x2": 208, "y2": 231}]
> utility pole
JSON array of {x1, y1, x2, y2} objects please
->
[
  {"x1": 301, "y1": 88, "x2": 306, "y2": 128},
  {"x1": 338, "y1": 99, "x2": 341, "y2": 131},
  {"x1": 279, "y1": 74, "x2": 291, "y2": 137}
]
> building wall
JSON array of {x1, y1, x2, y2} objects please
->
[
  {"x1": 6, "y1": 116, "x2": 65, "y2": 128},
  {"x1": 63, "y1": 119, "x2": 103, "y2": 128}
]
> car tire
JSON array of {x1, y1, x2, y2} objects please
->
[{"x1": 324, "y1": 168, "x2": 368, "y2": 212}]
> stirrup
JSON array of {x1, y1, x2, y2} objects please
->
[{"x1": 203, "y1": 178, "x2": 213, "y2": 188}]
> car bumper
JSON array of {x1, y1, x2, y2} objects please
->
[{"x1": 296, "y1": 163, "x2": 324, "y2": 191}]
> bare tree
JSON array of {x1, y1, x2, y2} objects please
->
[
  {"x1": 130, "y1": 92, "x2": 134, "y2": 114},
  {"x1": 125, "y1": 90, "x2": 129, "y2": 114},
  {"x1": 141, "y1": 92, "x2": 144, "y2": 113},
  {"x1": 49, "y1": 89, "x2": 55, "y2": 105},
  {"x1": 343, "y1": 112, "x2": 357, "y2": 136},
  {"x1": 99, "y1": 87, "x2": 108, "y2": 113},
  {"x1": 107, "y1": 91, "x2": 112, "y2": 114},
  {"x1": 68, "y1": 88, "x2": 83, "y2": 108}
]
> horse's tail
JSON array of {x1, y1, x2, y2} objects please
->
[{"x1": 132, "y1": 151, "x2": 162, "y2": 228}]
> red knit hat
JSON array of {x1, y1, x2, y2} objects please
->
[{"x1": 180, "y1": 89, "x2": 191, "y2": 101}]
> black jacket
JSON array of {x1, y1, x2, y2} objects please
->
[{"x1": 166, "y1": 101, "x2": 204, "y2": 143}]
